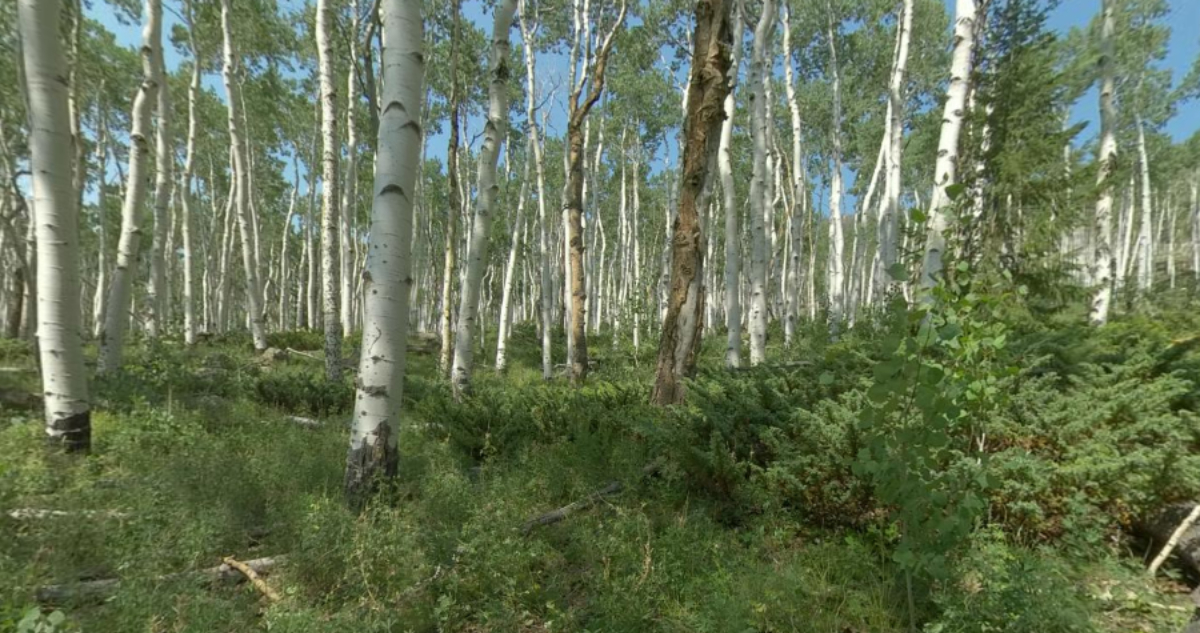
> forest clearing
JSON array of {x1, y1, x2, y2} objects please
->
[{"x1": 4, "y1": 0, "x2": 1200, "y2": 631}]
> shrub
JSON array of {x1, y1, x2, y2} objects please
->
[{"x1": 253, "y1": 368, "x2": 353, "y2": 416}]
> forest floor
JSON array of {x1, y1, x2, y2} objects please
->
[{"x1": 2, "y1": 309, "x2": 1200, "y2": 632}]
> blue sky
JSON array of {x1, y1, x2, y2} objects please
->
[
  {"x1": 88, "y1": 0, "x2": 1199, "y2": 205},
  {"x1": 1046, "y1": 0, "x2": 1200, "y2": 143}
]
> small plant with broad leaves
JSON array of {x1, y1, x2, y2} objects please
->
[{"x1": 854, "y1": 201, "x2": 1020, "y2": 592}]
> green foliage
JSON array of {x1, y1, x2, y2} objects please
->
[
  {"x1": 266, "y1": 329, "x2": 325, "y2": 351},
  {"x1": 7, "y1": 293, "x2": 1200, "y2": 632},
  {"x1": 926, "y1": 529, "x2": 1097, "y2": 633},
  {"x1": 253, "y1": 368, "x2": 353, "y2": 416},
  {"x1": 855, "y1": 265, "x2": 1017, "y2": 582},
  {"x1": 653, "y1": 363, "x2": 870, "y2": 527},
  {"x1": 14, "y1": 608, "x2": 73, "y2": 633},
  {"x1": 93, "y1": 341, "x2": 255, "y2": 411}
]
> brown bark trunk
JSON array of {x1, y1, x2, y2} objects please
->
[
  {"x1": 651, "y1": 0, "x2": 734, "y2": 406},
  {"x1": 562, "y1": 2, "x2": 627, "y2": 386}
]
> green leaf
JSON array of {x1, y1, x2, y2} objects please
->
[
  {"x1": 819, "y1": 372, "x2": 835, "y2": 385},
  {"x1": 945, "y1": 183, "x2": 967, "y2": 201},
  {"x1": 910, "y1": 207, "x2": 928, "y2": 223},
  {"x1": 886, "y1": 262, "x2": 908, "y2": 282}
]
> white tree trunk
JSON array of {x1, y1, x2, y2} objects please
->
[
  {"x1": 1090, "y1": 0, "x2": 1117, "y2": 325},
  {"x1": 92, "y1": 110, "x2": 110, "y2": 339},
  {"x1": 782, "y1": 1, "x2": 803, "y2": 347},
  {"x1": 98, "y1": 0, "x2": 160, "y2": 373},
  {"x1": 220, "y1": 0, "x2": 267, "y2": 349},
  {"x1": 920, "y1": 0, "x2": 977, "y2": 292},
  {"x1": 451, "y1": 0, "x2": 517, "y2": 396},
  {"x1": 20, "y1": 0, "x2": 92, "y2": 451},
  {"x1": 1168, "y1": 194, "x2": 1177, "y2": 289},
  {"x1": 518, "y1": 0, "x2": 553, "y2": 380},
  {"x1": 747, "y1": 0, "x2": 774, "y2": 366},
  {"x1": 1135, "y1": 116, "x2": 1154, "y2": 293},
  {"x1": 341, "y1": 2, "x2": 361, "y2": 337},
  {"x1": 346, "y1": 0, "x2": 424, "y2": 508},
  {"x1": 146, "y1": 14, "x2": 172, "y2": 340},
  {"x1": 720, "y1": 0, "x2": 743, "y2": 368},
  {"x1": 317, "y1": 0, "x2": 342, "y2": 379},
  {"x1": 180, "y1": 0, "x2": 200, "y2": 345},
  {"x1": 496, "y1": 144, "x2": 530, "y2": 372},
  {"x1": 826, "y1": 7, "x2": 846, "y2": 327},
  {"x1": 878, "y1": 0, "x2": 913, "y2": 295},
  {"x1": 1191, "y1": 176, "x2": 1199, "y2": 284}
]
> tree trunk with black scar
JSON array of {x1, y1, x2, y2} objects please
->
[
  {"x1": 345, "y1": 0, "x2": 423, "y2": 510},
  {"x1": 652, "y1": 0, "x2": 733, "y2": 406},
  {"x1": 19, "y1": 0, "x2": 92, "y2": 451}
]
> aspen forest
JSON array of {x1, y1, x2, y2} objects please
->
[{"x1": 7, "y1": 0, "x2": 1200, "y2": 630}]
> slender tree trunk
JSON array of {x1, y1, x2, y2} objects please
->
[
  {"x1": 1135, "y1": 115, "x2": 1154, "y2": 293},
  {"x1": 220, "y1": 0, "x2": 268, "y2": 349},
  {"x1": 345, "y1": 0, "x2": 424, "y2": 510},
  {"x1": 146, "y1": 12, "x2": 173, "y2": 339},
  {"x1": 496, "y1": 149, "x2": 529, "y2": 372},
  {"x1": 1168, "y1": 194, "x2": 1177, "y2": 290},
  {"x1": 562, "y1": 2, "x2": 627, "y2": 385},
  {"x1": 1191, "y1": 175, "x2": 1199, "y2": 286},
  {"x1": 317, "y1": 0, "x2": 342, "y2": 378},
  {"x1": 98, "y1": 0, "x2": 160, "y2": 372},
  {"x1": 720, "y1": 0, "x2": 743, "y2": 368},
  {"x1": 439, "y1": 0, "x2": 462, "y2": 377},
  {"x1": 451, "y1": 0, "x2": 517, "y2": 397},
  {"x1": 278, "y1": 184, "x2": 297, "y2": 329},
  {"x1": 306, "y1": 131, "x2": 319, "y2": 329},
  {"x1": 652, "y1": 0, "x2": 733, "y2": 406},
  {"x1": 781, "y1": 1, "x2": 804, "y2": 347},
  {"x1": 19, "y1": 0, "x2": 92, "y2": 451},
  {"x1": 747, "y1": 0, "x2": 774, "y2": 365},
  {"x1": 920, "y1": 0, "x2": 977, "y2": 292},
  {"x1": 92, "y1": 108, "x2": 110, "y2": 339},
  {"x1": 878, "y1": 0, "x2": 913, "y2": 295},
  {"x1": 517, "y1": 1, "x2": 552, "y2": 380},
  {"x1": 180, "y1": 0, "x2": 200, "y2": 345},
  {"x1": 341, "y1": 2, "x2": 361, "y2": 337},
  {"x1": 1090, "y1": 0, "x2": 1117, "y2": 325},
  {"x1": 825, "y1": 5, "x2": 846, "y2": 328},
  {"x1": 67, "y1": 0, "x2": 85, "y2": 219}
]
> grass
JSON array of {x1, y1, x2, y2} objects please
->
[{"x1": 0, "y1": 321, "x2": 1195, "y2": 632}]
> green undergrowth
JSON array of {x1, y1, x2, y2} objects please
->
[{"x1": 2, "y1": 304, "x2": 1200, "y2": 632}]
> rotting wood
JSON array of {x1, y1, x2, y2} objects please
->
[
  {"x1": 521, "y1": 459, "x2": 663, "y2": 535},
  {"x1": 222, "y1": 555, "x2": 280, "y2": 601},
  {"x1": 1150, "y1": 503, "x2": 1200, "y2": 576},
  {"x1": 286, "y1": 415, "x2": 322, "y2": 428},
  {"x1": 7, "y1": 508, "x2": 129, "y2": 520},
  {"x1": 33, "y1": 555, "x2": 281, "y2": 604}
]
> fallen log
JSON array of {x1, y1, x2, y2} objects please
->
[
  {"x1": 7, "y1": 509, "x2": 129, "y2": 521},
  {"x1": 1140, "y1": 503, "x2": 1200, "y2": 578},
  {"x1": 34, "y1": 556, "x2": 281, "y2": 604},
  {"x1": 284, "y1": 347, "x2": 321, "y2": 362},
  {"x1": 1151, "y1": 503, "x2": 1200, "y2": 577},
  {"x1": 285, "y1": 415, "x2": 322, "y2": 428},
  {"x1": 521, "y1": 480, "x2": 624, "y2": 535},
  {"x1": 521, "y1": 459, "x2": 664, "y2": 535},
  {"x1": 222, "y1": 556, "x2": 280, "y2": 602}
]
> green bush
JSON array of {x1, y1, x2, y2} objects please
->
[
  {"x1": 926, "y1": 530, "x2": 1097, "y2": 633},
  {"x1": 253, "y1": 368, "x2": 353, "y2": 416},
  {"x1": 653, "y1": 365, "x2": 870, "y2": 527},
  {"x1": 266, "y1": 329, "x2": 326, "y2": 351}
]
